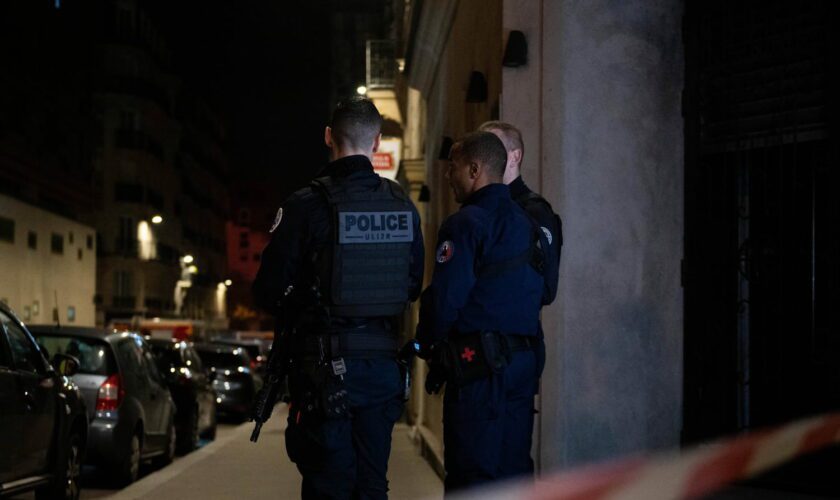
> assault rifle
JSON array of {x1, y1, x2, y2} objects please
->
[{"x1": 250, "y1": 331, "x2": 290, "y2": 443}]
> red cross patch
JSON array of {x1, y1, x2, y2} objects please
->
[{"x1": 461, "y1": 347, "x2": 476, "y2": 363}]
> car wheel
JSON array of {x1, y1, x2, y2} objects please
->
[
  {"x1": 36, "y1": 433, "x2": 82, "y2": 500},
  {"x1": 114, "y1": 433, "x2": 141, "y2": 487},
  {"x1": 177, "y1": 410, "x2": 199, "y2": 454},
  {"x1": 153, "y1": 420, "x2": 176, "y2": 468}
]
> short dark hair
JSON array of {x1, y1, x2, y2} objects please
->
[
  {"x1": 330, "y1": 96, "x2": 382, "y2": 150},
  {"x1": 479, "y1": 121, "x2": 524, "y2": 165},
  {"x1": 450, "y1": 131, "x2": 507, "y2": 178}
]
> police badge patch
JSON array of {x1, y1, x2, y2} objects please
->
[
  {"x1": 541, "y1": 226, "x2": 553, "y2": 246},
  {"x1": 269, "y1": 207, "x2": 283, "y2": 233},
  {"x1": 436, "y1": 240, "x2": 454, "y2": 263}
]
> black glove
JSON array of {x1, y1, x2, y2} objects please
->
[{"x1": 425, "y1": 362, "x2": 447, "y2": 395}]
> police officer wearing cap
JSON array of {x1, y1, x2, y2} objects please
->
[
  {"x1": 416, "y1": 131, "x2": 545, "y2": 492},
  {"x1": 253, "y1": 96, "x2": 425, "y2": 499}
]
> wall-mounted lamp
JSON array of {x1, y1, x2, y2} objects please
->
[
  {"x1": 418, "y1": 185, "x2": 431, "y2": 203},
  {"x1": 466, "y1": 71, "x2": 488, "y2": 103},
  {"x1": 438, "y1": 136, "x2": 454, "y2": 160},
  {"x1": 503, "y1": 31, "x2": 528, "y2": 67}
]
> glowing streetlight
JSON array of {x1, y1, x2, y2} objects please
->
[
  {"x1": 188, "y1": 265, "x2": 198, "y2": 274},
  {"x1": 182, "y1": 255, "x2": 194, "y2": 264},
  {"x1": 224, "y1": 279, "x2": 233, "y2": 287},
  {"x1": 356, "y1": 85, "x2": 367, "y2": 95},
  {"x1": 151, "y1": 215, "x2": 163, "y2": 224}
]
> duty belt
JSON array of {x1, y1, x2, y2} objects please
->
[
  {"x1": 295, "y1": 332, "x2": 399, "y2": 359},
  {"x1": 503, "y1": 334, "x2": 539, "y2": 352}
]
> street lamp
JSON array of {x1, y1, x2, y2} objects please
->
[
  {"x1": 182, "y1": 255, "x2": 194, "y2": 264},
  {"x1": 356, "y1": 85, "x2": 367, "y2": 95},
  {"x1": 224, "y1": 279, "x2": 233, "y2": 287},
  {"x1": 151, "y1": 215, "x2": 163, "y2": 224}
]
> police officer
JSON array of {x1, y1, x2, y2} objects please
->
[
  {"x1": 253, "y1": 96, "x2": 425, "y2": 500},
  {"x1": 416, "y1": 131, "x2": 544, "y2": 492},
  {"x1": 478, "y1": 121, "x2": 562, "y2": 307}
]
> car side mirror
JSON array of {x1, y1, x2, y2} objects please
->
[{"x1": 53, "y1": 354, "x2": 80, "y2": 377}]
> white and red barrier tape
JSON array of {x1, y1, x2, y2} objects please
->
[{"x1": 458, "y1": 412, "x2": 840, "y2": 500}]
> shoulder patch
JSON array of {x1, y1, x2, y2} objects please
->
[
  {"x1": 269, "y1": 207, "x2": 283, "y2": 233},
  {"x1": 436, "y1": 240, "x2": 454, "y2": 263},
  {"x1": 541, "y1": 226, "x2": 553, "y2": 246}
]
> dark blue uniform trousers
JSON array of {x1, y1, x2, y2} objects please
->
[
  {"x1": 285, "y1": 360, "x2": 404, "y2": 500},
  {"x1": 443, "y1": 350, "x2": 538, "y2": 493}
]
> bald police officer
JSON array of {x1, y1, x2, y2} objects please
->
[
  {"x1": 254, "y1": 96, "x2": 425, "y2": 499},
  {"x1": 416, "y1": 131, "x2": 545, "y2": 492}
]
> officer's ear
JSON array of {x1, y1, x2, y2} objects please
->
[
  {"x1": 372, "y1": 133, "x2": 382, "y2": 153},
  {"x1": 510, "y1": 148, "x2": 523, "y2": 168},
  {"x1": 324, "y1": 126, "x2": 333, "y2": 149},
  {"x1": 469, "y1": 162, "x2": 480, "y2": 178}
]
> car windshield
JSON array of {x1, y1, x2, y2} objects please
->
[
  {"x1": 196, "y1": 349, "x2": 249, "y2": 369},
  {"x1": 215, "y1": 342, "x2": 260, "y2": 360},
  {"x1": 35, "y1": 335, "x2": 114, "y2": 375}
]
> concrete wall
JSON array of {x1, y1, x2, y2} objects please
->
[
  {"x1": 0, "y1": 194, "x2": 97, "y2": 326},
  {"x1": 502, "y1": 0, "x2": 685, "y2": 469}
]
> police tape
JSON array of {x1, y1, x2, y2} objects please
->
[{"x1": 458, "y1": 412, "x2": 840, "y2": 500}]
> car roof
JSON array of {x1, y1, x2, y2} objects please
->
[{"x1": 27, "y1": 324, "x2": 136, "y2": 343}]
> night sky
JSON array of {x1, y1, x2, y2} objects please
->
[{"x1": 148, "y1": 0, "x2": 334, "y2": 199}]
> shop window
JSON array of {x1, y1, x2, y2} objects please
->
[{"x1": 28, "y1": 231, "x2": 37, "y2": 250}]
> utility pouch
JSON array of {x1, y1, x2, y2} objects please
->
[
  {"x1": 314, "y1": 357, "x2": 350, "y2": 419},
  {"x1": 445, "y1": 331, "x2": 509, "y2": 386}
]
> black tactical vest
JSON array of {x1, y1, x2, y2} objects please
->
[{"x1": 310, "y1": 175, "x2": 415, "y2": 318}]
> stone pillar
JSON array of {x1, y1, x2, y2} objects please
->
[{"x1": 503, "y1": 0, "x2": 685, "y2": 470}]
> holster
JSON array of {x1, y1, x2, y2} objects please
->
[{"x1": 444, "y1": 331, "x2": 511, "y2": 387}]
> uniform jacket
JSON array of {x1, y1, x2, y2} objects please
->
[{"x1": 416, "y1": 183, "x2": 544, "y2": 345}]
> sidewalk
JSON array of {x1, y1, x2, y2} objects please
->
[{"x1": 110, "y1": 407, "x2": 443, "y2": 500}]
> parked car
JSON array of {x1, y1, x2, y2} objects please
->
[
  {"x1": 194, "y1": 343, "x2": 260, "y2": 422},
  {"x1": 0, "y1": 303, "x2": 88, "y2": 500},
  {"x1": 30, "y1": 326, "x2": 177, "y2": 486},
  {"x1": 147, "y1": 338, "x2": 217, "y2": 453},
  {"x1": 210, "y1": 338, "x2": 267, "y2": 375}
]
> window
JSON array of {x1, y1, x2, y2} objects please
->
[
  {"x1": 238, "y1": 208, "x2": 251, "y2": 226},
  {"x1": 23, "y1": 306, "x2": 31, "y2": 321},
  {"x1": 69, "y1": 231, "x2": 74, "y2": 244},
  {"x1": 114, "y1": 183, "x2": 144, "y2": 203},
  {"x1": 28, "y1": 231, "x2": 37, "y2": 250},
  {"x1": 0, "y1": 216, "x2": 14, "y2": 243},
  {"x1": 1, "y1": 311, "x2": 44, "y2": 374},
  {"x1": 67, "y1": 306, "x2": 76, "y2": 323},
  {"x1": 117, "y1": 216, "x2": 135, "y2": 253},
  {"x1": 87, "y1": 234, "x2": 93, "y2": 250},
  {"x1": 140, "y1": 342, "x2": 164, "y2": 385},
  {"x1": 78, "y1": 248, "x2": 83, "y2": 260},
  {"x1": 114, "y1": 270, "x2": 134, "y2": 298},
  {"x1": 51, "y1": 233, "x2": 64, "y2": 254}
]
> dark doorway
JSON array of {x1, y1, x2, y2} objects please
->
[{"x1": 683, "y1": 0, "x2": 839, "y2": 444}]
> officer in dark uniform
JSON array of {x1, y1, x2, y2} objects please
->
[
  {"x1": 253, "y1": 96, "x2": 425, "y2": 500},
  {"x1": 479, "y1": 121, "x2": 562, "y2": 308},
  {"x1": 416, "y1": 131, "x2": 544, "y2": 492}
]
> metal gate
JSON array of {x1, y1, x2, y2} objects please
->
[{"x1": 683, "y1": 0, "x2": 838, "y2": 443}]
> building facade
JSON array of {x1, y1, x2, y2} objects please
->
[{"x1": 0, "y1": 195, "x2": 97, "y2": 326}]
